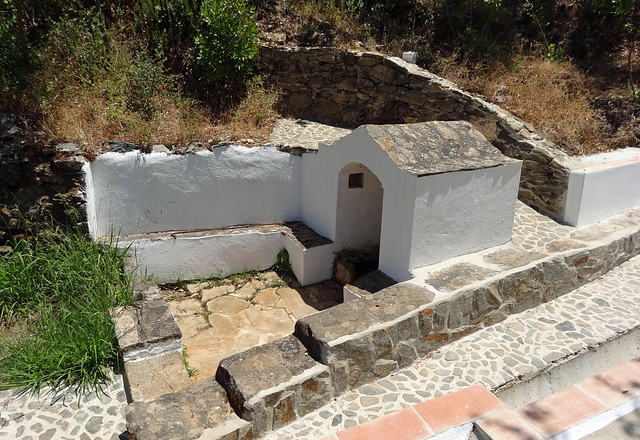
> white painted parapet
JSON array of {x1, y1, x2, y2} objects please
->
[
  {"x1": 86, "y1": 146, "x2": 302, "y2": 238},
  {"x1": 564, "y1": 148, "x2": 640, "y2": 227}
]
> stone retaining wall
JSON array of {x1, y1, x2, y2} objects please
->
[
  {"x1": 260, "y1": 46, "x2": 574, "y2": 220},
  {"x1": 0, "y1": 146, "x2": 87, "y2": 240}
]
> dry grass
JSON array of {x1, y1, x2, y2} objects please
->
[
  {"x1": 40, "y1": 78, "x2": 279, "y2": 150},
  {"x1": 228, "y1": 78, "x2": 280, "y2": 140},
  {"x1": 435, "y1": 56, "x2": 611, "y2": 155}
]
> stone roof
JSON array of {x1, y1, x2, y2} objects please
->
[{"x1": 364, "y1": 121, "x2": 520, "y2": 176}]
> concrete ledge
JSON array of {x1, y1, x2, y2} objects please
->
[
  {"x1": 216, "y1": 335, "x2": 334, "y2": 437},
  {"x1": 118, "y1": 222, "x2": 334, "y2": 286}
]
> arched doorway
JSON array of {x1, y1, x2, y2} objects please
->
[{"x1": 334, "y1": 163, "x2": 384, "y2": 257}]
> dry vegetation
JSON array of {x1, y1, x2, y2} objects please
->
[
  {"x1": 1, "y1": 0, "x2": 638, "y2": 156},
  {"x1": 434, "y1": 57, "x2": 611, "y2": 155}
]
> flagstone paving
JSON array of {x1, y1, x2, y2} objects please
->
[
  {"x1": 269, "y1": 118, "x2": 352, "y2": 150},
  {"x1": 162, "y1": 273, "x2": 343, "y2": 380}
]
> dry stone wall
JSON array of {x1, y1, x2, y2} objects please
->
[
  {"x1": 0, "y1": 145, "x2": 87, "y2": 241},
  {"x1": 260, "y1": 46, "x2": 574, "y2": 220}
]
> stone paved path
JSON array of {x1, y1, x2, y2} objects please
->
[
  {"x1": 0, "y1": 372, "x2": 128, "y2": 440},
  {"x1": 263, "y1": 254, "x2": 640, "y2": 440},
  {"x1": 269, "y1": 118, "x2": 352, "y2": 149}
]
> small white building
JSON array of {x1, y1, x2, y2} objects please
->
[{"x1": 85, "y1": 121, "x2": 522, "y2": 284}]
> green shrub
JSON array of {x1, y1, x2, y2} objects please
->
[
  {"x1": 135, "y1": 0, "x2": 199, "y2": 47},
  {"x1": 194, "y1": 0, "x2": 260, "y2": 82},
  {"x1": 125, "y1": 49, "x2": 176, "y2": 119},
  {"x1": 0, "y1": 0, "x2": 34, "y2": 90}
]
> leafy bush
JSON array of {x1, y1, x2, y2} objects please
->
[
  {"x1": 194, "y1": 0, "x2": 260, "y2": 82},
  {"x1": 0, "y1": 0, "x2": 35, "y2": 90},
  {"x1": 0, "y1": 224, "x2": 134, "y2": 392},
  {"x1": 135, "y1": 0, "x2": 199, "y2": 47},
  {"x1": 125, "y1": 49, "x2": 176, "y2": 119}
]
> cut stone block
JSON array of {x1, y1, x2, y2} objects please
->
[
  {"x1": 124, "y1": 352, "x2": 192, "y2": 402},
  {"x1": 216, "y1": 334, "x2": 333, "y2": 437},
  {"x1": 295, "y1": 283, "x2": 434, "y2": 391},
  {"x1": 126, "y1": 377, "x2": 251, "y2": 440},
  {"x1": 112, "y1": 286, "x2": 182, "y2": 362}
]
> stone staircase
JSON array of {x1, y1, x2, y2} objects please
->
[{"x1": 113, "y1": 203, "x2": 640, "y2": 440}]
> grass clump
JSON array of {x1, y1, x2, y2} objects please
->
[{"x1": 0, "y1": 225, "x2": 134, "y2": 393}]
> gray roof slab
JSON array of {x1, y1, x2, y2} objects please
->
[{"x1": 364, "y1": 121, "x2": 520, "y2": 176}]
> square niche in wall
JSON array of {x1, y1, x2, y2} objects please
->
[{"x1": 348, "y1": 173, "x2": 364, "y2": 188}]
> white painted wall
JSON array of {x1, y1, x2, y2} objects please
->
[
  {"x1": 334, "y1": 163, "x2": 383, "y2": 251},
  {"x1": 284, "y1": 237, "x2": 337, "y2": 286},
  {"x1": 119, "y1": 230, "x2": 285, "y2": 283},
  {"x1": 409, "y1": 163, "x2": 522, "y2": 270},
  {"x1": 565, "y1": 149, "x2": 640, "y2": 227},
  {"x1": 301, "y1": 127, "x2": 418, "y2": 282},
  {"x1": 86, "y1": 146, "x2": 302, "y2": 238}
]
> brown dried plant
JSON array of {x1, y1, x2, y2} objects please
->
[{"x1": 436, "y1": 56, "x2": 611, "y2": 155}]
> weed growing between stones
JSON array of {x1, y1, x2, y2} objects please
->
[
  {"x1": 181, "y1": 346, "x2": 199, "y2": 379},
  {"x1": 0, "y1": 222, "x2": 134, "y2": 394}
]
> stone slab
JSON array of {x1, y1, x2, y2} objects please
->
[
  {"x1": 126, "y1": 377, "x2": 251, "y2": 440},
  {"x1": 217, "y1": 334, "x2": 333, "y2": 436},
  {"x1": 365, "y1": 121, "x2": 520, "y2": 177},
  {"x1": 344, "y1": 270, "x2": 397, "y2": 297},
  {"x1": 124, "y1": 352, "x2": 192, "y2": 402},
  {"x1": 112, "y1": 286, "x2": 183, "y2": 362},
  {"x1": 423, "y1": 263, "x2": 498, "y2": 292}
]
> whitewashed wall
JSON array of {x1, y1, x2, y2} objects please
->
[
  {"x1": 565, "y1": 148, "x2": 640, "y2": 227},
  {"x1": 86, "y1": 146, "x2": 302, "y2": 238},
  {"x1": 409, "y1": 163, "x2": 522, "y2": 270},
  {"x1": 334, "y1": 162, "x2": 384, "y2": 251},
  {"x1": 301, "y1": 127, "x2": 418, "y2": 282}
]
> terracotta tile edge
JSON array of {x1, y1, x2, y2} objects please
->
[
  {"x1": 547, "y1": 396, "x2": 640, "y2": 440},
  {"x1": 573, "y1": 360, "x2": 640, "y2": 410},
  {"x1": 475, "y1": 408, "x2": 545, "y2": 440}
]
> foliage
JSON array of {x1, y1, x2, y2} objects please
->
[
  {"x1": 181, "y1": 346, "x2": 198, "y2": 378},
  {"x1": 135, "y1": 0, "x2": 199, "y2": 47},
  {"x1": 194, "y1": 0, "x2": 260, "y2": 82},
  {"x1": 232, "y1": 76, "x2": 279, "y2": 128},
  {"x1": 0, "y1": 223, "x2": 134, "y2": 392},
  {"x1": 272, "y1": 249, "x2": 293, "y2": 277}
]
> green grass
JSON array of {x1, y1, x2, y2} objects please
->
[{"x1": 0, "y1": 225, "x2": 134, "y2": 394}]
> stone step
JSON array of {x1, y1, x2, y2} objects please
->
[
  {"x1": 216, "y1": 334, "x2": 334, "y2": 438},
  {"x1": 123, "y1": 352, "x2": 192, "y2": 403},
  {"x1": 262, "y1": 253, "x2": 640, "y2": 439},
  {"x1": 111, "y1": 285, "x2": 183, "y2": 363},
  {"x1": 126, "y1": 377, "x2": 252, "y2": 440},
  {"x1": 343, "y1": 270, "x2": 396, "y2": 302}
]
